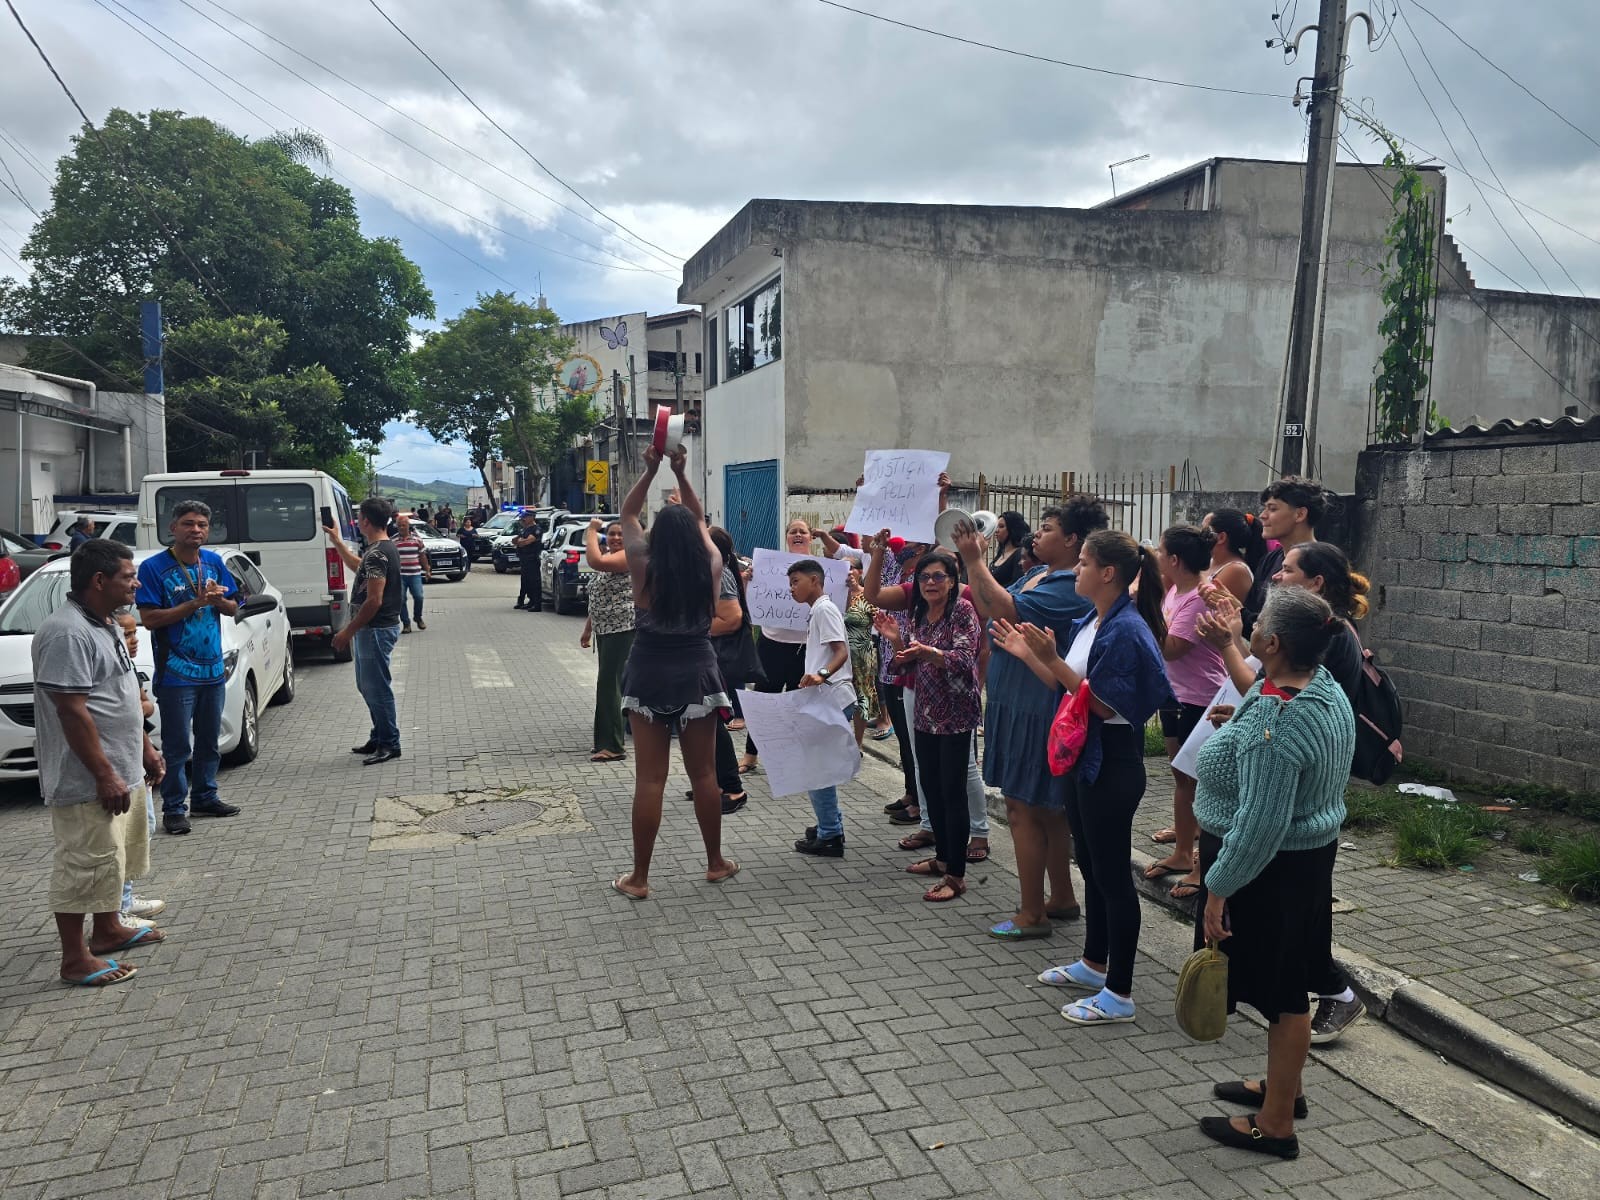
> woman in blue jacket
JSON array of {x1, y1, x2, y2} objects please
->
[{"x1": 994, "y1": 529, "x2": 1174, "y2": 1026}]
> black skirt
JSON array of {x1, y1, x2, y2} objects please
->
[
  {"x1": 1194, "y1": 832, "x2": 1338, "y2": 1023},
  {"x1": 621, "y1": 628, "x2": 729, "y2": 725}
]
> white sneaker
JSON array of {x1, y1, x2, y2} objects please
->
[
  {"x1": 119, "y1": 913, "x2": 155, "y2": 930},
  {"x1": 127, "y1": 896, "x2": 166, "y2": 918}
]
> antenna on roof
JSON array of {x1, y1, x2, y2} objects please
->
[{"x1": 1108, "y1": 154, "x2": 1150, "y2": 198}]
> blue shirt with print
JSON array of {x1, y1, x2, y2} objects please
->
[{"x1": 135, "y1": 549, "x2": 239, "y2": 687}]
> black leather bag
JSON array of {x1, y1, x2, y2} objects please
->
[{"x1": 714, "y1": 621, "x2": 766, "y2": 689}]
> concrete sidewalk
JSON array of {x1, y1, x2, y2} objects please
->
[{"x1": 862, "y1": 734, "x2": 1600, "y2": 1137}]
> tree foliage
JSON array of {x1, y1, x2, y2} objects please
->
[
  {"x1": 0, "y1": 108, "x2": 433, "y2": 465},
  {"x1": 1350, "y1": 108, "x2": 1445, "y2": 442},
  {"x1": 412, "y1": 292, "x2": 591, "y2": 504}
]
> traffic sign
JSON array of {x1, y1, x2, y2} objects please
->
[{"x1": 584, "y1": 459, "x2": 610, "y2": 496}]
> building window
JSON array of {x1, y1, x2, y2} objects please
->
[
  {"x1": 725, "y1": 276, "x2": 780, "y2": 380},
  {"x1": 646, "y1": 349, "x2": 679, "y2": 373},
  {"x1": 694, "y1": 352, "x2": 702, "y2": 375}
]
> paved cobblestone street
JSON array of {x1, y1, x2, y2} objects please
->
[{"x1": 0, "y1": 567, "x2": 1593, "y2": 1199}]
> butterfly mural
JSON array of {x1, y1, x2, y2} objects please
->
[{"x1": 600, "y1": 320, "x2": 628, "y2": 349}]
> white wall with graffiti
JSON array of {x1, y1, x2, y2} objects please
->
[{"x1": 551, "y1": 312, "x2": 649, "y2": 418}]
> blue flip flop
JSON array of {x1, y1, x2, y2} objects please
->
[
  {"x1": 98, "y1": 927, "x2": 165, "y2": 953},
  {"x1": 63, "y1": 958, "x2": 136, "y2": 987},
  {"x1": 988, "y1": 919, "x2": 1052, "y2": 940}
]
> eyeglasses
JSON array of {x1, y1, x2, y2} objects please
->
[{"x1": 917, "y1": 572, "x2": 952, "y2": 583}]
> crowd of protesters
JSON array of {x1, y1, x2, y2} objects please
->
[{"x1": 587, "y1": 458, "x2": 1363, "y2": 1161}]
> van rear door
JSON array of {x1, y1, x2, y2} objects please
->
[{"x1": 234, "y1": 479, "x2": 331, "y2": 631}]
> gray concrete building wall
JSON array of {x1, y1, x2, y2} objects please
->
[{"x1": 1352, "y1": 427, "x2": 1600, "y2": 794}]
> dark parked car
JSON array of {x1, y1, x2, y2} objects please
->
[{"x1": 0, "y1": 529, "x2": 60, "y2": 580}]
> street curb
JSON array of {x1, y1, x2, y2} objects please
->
[
  {"x1": 862, "y1": 733, "x2": 1600, "y2": 1138},
  {"x1": 1126, "y1": 848, "x2": 1600, "y2": 1140}
]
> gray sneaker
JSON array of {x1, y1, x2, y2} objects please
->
[{"x1": 1310, "y1": 995, "x2": 1366, "y2": 1044}]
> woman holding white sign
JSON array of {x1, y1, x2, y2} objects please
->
[{"x1": 612, "y1": 443, "x2": 740, "y2": 899}]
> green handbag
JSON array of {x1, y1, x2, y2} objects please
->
[{"x1": 1175, "y1": 939, "x2": 1229, "y2": 1042}]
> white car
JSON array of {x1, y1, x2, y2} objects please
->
[
  {"x1": 40, "y1": 510, "x2": 139, "y2": 551},
  {"x1": 411, "y1": 523, "x2": 468, "y2": 581},
  {"x1": 0, "y1": 547, "x2": 294, "y2": 783}
]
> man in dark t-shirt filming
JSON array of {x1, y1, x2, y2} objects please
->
[{"x1": 327, "y1": 498, "x2": 404, "y2": 765}]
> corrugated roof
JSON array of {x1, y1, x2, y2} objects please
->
[{"x1": 1424, "y1": 413, "x2": 1594, "y2": 443}]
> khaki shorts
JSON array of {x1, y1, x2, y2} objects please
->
[{"x1": 49, "y1": 786, "x2": 150, "y2": 914}]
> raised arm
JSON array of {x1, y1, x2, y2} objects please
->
[
  {"x1": 862, "y1": 527, "x2": 909, "y2": 611},
  {"x1": 621, "y1": 446, "x2": 660, "y2": 596},
  {"x1": 953, "y1": 522, "x2": 1016, "y2": 623},
  {"x1": 584, "y1": 518, "x2": 627, "y2": 573}
]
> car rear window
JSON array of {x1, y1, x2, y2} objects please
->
[
  {"x1": 155, "y1": 486, "x2": 234, "y2": 544},
  {"x1": 242, "y1": 483, "x2": 316, "y2": 542}
]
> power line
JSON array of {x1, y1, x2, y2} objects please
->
[
  {"x1": 194, "y1": 0, "x2": 681, "y2": 274},
  {"x1": 1406, "y1": 0, "x2": 1600, "y2": 155},
  {"x1": 0, "y1": 123, "x2": 52, "y2": 183},
  {"x1": 1447, "y1": 235, "x2": 1600, "y2": 351},
  {"x1": 366, "y1": 0, "x2": 686, "y2": 264},
  {"x1": 95, "y1": 0, "x2": 673, "y2": 281},
  {"x1": 5, "y1": 0, "x2": 240, "y2": 318},
  {"x1": 1392, "y1": 5, "x2": 1582, "y2": 300},
  {"x1": 1337, "y1": 131, "x2": 1594, "y2": 414},
  {"x1": 812, "y1": 0, "x2": 1292, "y2": 98}
]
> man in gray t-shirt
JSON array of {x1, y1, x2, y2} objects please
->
[{"x1": 34, "y1": 540, "x2": 166, "y2": 987}]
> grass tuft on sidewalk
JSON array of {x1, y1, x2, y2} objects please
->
[
  {"x1": 1392, "y1": 806, "x2": 1488, "y2": 869},
  {"x1": 1544, "y1": 834, "x2": 1600, "y2": 904}
]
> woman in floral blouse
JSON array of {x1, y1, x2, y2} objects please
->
[
  {"x1": 879, "y1": 549, "x2": 982, "y2": 903},
  {"x1": 582, "y1": 520, "x2": 635, "y2": 762},
  {"x1": 843, "y1": 566, "x2": 883, "y2": 748}
]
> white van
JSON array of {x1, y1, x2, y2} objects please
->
[{"x1": 138, "y1": 469, "x2": 359, "y2": 661}]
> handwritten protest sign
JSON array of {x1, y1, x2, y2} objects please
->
[
  {"x1": 843, "y1": 449, "x2": 950, "y2": 543},
  {"x1": 1170, "y1": 660, "x2": 1258, "y2": 778},
  {"x1": 736, "y1": 686, "x2": 862, "y2": 798},
  {"x1": 747, "y1": 549, "x2": 849, "y2": 633}
]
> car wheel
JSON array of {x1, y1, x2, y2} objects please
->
[
  {"x1": 493, "y1": 557, "x2": 508, "y2": 574},
  {"x1": 270, "y1": 638, "x2": 296, "y2": 705},
  {"x1": 224, "y1": 679, "x2": 260, "y2": 766},
  {"x1": 448, "y1": 570, "x2": 466, "y2": 582}
]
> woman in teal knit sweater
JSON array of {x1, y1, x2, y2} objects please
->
[{"x1": 1191, "y1": 587, "x2": 1356, "y2": 1161}]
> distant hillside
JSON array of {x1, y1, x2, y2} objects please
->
[{"x1": 376, "y1": 474, "x2": 470, "y2": 507}]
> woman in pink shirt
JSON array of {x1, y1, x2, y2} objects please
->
[{"x1": 1146, "y1": 525, "x2": 1230, "y2": 899}]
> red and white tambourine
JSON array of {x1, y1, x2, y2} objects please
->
[{"x1": 652, "y1": 405, "x2": 686, "y2": 453}]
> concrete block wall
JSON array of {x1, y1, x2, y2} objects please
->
[{"x1": 1352, "y1": 436, "x2": 1600, "y2": 794}]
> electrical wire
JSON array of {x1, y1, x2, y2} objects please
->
[
  {"x1": 1406, "y1": 0, "x2": 1600, "y2": 155},
  {"x1": 1392, "y1": 5, "x2": 1581, "y2": 299},
  {"x1": 1338, "y1": 131, "x2": 1594, "y2": 414},
  {"x1": 0, "y1": 123, "x2": 52, "y2": 183},
  {"x1": 1446, "y1": 235, "x2": 1600, "y2": 351},
  {"x1": 814, "y1": 0, "x2": 1291, "y2": 97},
  {"x1": 95, "y1": 0, "x2": 674, "y2": 280},
  {"x1": 366, "y1": 0, "x2": 686, "y2": 264},
  {"x1": 193, "y1": 0, "x2": 681, "y2": 274}
]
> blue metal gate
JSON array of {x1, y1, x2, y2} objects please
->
[{"x1": 724, "y1": 460, "x2": 779, "y2": 557}]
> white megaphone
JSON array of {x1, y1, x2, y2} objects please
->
[
  {"x1": 933, "y1": 507, "x2": 999, "y2": 551},
  {"x1": 652, "y1": 405, "x2": 687, "y2": 453}
]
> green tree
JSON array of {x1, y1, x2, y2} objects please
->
[
  {"x1": 412, "y1": 292, "x2": 588, "y2": 504},
  {"x1": 0, "y1": 108, "x2": 433, "y2": 461}
]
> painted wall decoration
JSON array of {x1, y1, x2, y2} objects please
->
[
  {"x1": 558, "y1": 353, "x2": 603, "y2": 398},
  {"x1": 545, "y1": 312, "x2": 648, "y2": 409}
]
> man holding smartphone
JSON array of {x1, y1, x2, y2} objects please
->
[{"x1": 326, "y1": 498, "x2": 404, "y2": 765}]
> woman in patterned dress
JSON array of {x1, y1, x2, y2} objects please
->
[
  {"x1": 582, "y1": 520, "x2": 635, "y2": 763},
  {"x1": 843, "y1": 566, "x2": 882, "y2": 748}
]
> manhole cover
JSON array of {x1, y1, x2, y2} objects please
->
[{"x1": 419, "y1": 800, "x2": 546, "y2": 836}]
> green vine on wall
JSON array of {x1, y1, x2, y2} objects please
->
[{"x1": 1349, "y1": 108, "x2": 1445, "y2": 442}]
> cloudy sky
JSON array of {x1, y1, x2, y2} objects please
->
[{"x1": 2, "y1": 0, "x2": 1596, "y2": 483}]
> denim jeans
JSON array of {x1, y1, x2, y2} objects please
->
[
  {"x1": 353, "y1": 624, "x2": 401, "y2": 749},
  {"x1": 400, "y1": 574, "x2": 425, "y2": 625},
  {"x1": 807, "y1": 704, "x2": 857, "y2": 839},
  {"x1": 156, "y1": 682, "x2": 225, "y2": 815}
]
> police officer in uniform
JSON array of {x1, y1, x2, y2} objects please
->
[{"x1": 513, "y1": 510, "x2": 544, "y2": 611}]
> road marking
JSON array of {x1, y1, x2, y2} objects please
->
[
  {"x1": 546, "y1": 643, "x2": 595, "y2": 685},
  {"x1": 466, "y1": 647, "x2": 515, "y2": 688}
]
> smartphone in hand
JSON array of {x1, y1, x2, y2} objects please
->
[{"x1": 320, "y1": 505, "x2": 335, "y2": 530}]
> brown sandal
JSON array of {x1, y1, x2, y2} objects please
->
[
  {"x1": 906, "y1": 858, "x2": 945, "y2": 876},
  {"x1": 897, "y1": 830, "x2": 936, "y2": 851},
  {"x1": 966, "y1": 839, "x2": 990, "y2": 862},
  {"x1": 923, "y1": 876, "x2": 966, "y2": 903}
]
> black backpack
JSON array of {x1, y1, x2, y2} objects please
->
[{"x1": 1348, "y1": 628, "x2": 1404, "y2": 784}]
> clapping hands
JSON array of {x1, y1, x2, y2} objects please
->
[{"x1": 991, "y1": 618, "x2": 1054, "y2": 662}]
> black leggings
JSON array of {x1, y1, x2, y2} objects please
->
[
  {"x1": 714, "y1": 713, "x2": 740, "y2": 795},
  {"x1": 881, "y1": 682, "x2": 917, "y2": 800},
  {"x1": 1062, "y1": 724, "x2": 1146, "y2": 996},
  {"x1": 915, "y1": 729, "x2": 973, "y2": 878},
  {"x1": 745, "y1": 637, "x2": 806, "y2": 756}
]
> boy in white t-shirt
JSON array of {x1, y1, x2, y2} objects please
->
[{"x1": 787, "y1": 560, "x2": 856, "y2": 857}]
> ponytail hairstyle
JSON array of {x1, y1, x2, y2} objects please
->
[
  {"x1": 1160, "y1": 524, "x2": 1217, "y2": 575},
  {"x1": 909, "y1": 549, "x2": 960, "y2": 629},
  {"x1": 1290, "y1": 541, "x2": 1371, "y2": 622},
  {"x1": 1207, "y1": 508, "x2": 1266, "y2": 572},
  {"x1": 1082, "y1": 530, "x2": 1167, "y2": 643},
  {"x1": 1256, "y1": 587, "x2": 1339, "y2": 670}
]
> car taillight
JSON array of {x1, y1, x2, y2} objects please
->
[
  {"x1": 564, "y1": 550, "x2": 581, "y2": 565},
  {"x1": 42, "y1": 540, "x2": 64, "y2": 551},
  {"x1": 326, "y1": 547, "x2": 346, "y2": 590}
]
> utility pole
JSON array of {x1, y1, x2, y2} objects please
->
[{"x1": 1278, "y1": 0, "x2": 1350, "y2": 479}]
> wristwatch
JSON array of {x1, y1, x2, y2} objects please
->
[{"x1": 818, "y1": 668, "x2": 832, "y2": 680}]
